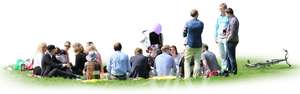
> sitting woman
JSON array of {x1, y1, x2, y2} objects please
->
[
  {"x1": 55, "y1": 47, "x2": 73, "y2": 73},
  {"x1": 32, "y1": 42, "x2": 47, "y2": 76},
  {"x1": 83, "y1": 43, "x2": 104, "y2": 80},
  {"x1": 72, "y1": 42, "x2": 87, "y2": 75}
]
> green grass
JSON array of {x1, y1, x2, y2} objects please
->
[{"x1": 1, "y1": 57, "x2": 298, "y2": 88}]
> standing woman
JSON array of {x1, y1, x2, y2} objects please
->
[{"x1": 72, "y1": 42, "x2": 87, "y2": 75}]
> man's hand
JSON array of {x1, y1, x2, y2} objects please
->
[
  {"x1": 62, "y1": 64, "x2": 68, "y2": 67},
  {"x1": 63, "y1": 63, "x2": 71, "y2": 68}
]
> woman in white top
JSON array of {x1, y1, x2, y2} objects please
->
[
  {"x1": 170, "y1": 45, "x2": 183, "y2": 77},
  {"x1": 32, "y1": 42, "x2": 47, "y2": 76}
]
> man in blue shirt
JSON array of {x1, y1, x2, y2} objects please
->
[
  {"x1": 215, "y1": 3, "x2": 229, "y2": 75},
  {"x1": 183, "y1": 9, "x2": 204, "y2": 79},
  {"x1": 154, "y1": 45, "x2": 176, "y2": 76},
  {"x1": 107, "y1": 42, "x2": 131, "y2": 80}
]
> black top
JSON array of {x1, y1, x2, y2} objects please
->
[
  {"x1": 41, "y1": 53, "x2": 63, "y2": 76},
  {"x1": 72, "y1": 52, "x2": 87, "y2": 75},
  {"x1": 149, "y1": 32, "x2": 163, "y2": 47}
]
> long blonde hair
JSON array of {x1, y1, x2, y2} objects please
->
[{"x1": 37, "y1": 42, "x2": 47, "y2": 53}]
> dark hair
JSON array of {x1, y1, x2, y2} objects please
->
[
  {"x1": 190, "y1": 9, "x2": 199, "y2": 17},
  {"x1": 64, "y1": 41, "x2": 71, "y2": 45},
  {"x1": 225, "y1": 8, "x2": 234, "y2": 15},
  {"x1": 47, "y1": 45, "x2": 56, "y2": 52},
  {"x1": 202, "y1": 44, "x2": 209, "y2": 50},
  {"x1": 170, "y1": 45, "x2": 178, "y2": 55},
  {"x1": 87, "y1": 41, "x2": 93, "y2": 45},
  {"x1": 114, "y1": 42, "x2": 122, "y2": 51},
  {"x1": 55, "y1": 47, "x2": 61, "y2": 55}
]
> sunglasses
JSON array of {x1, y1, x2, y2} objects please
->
[{"x1": 64, "y1": 45, "x2": 71, "y2": 48}]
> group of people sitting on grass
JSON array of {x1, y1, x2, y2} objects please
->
[
  {"x1": 19, "y1": 3, "x2": 239, "y2": 80},
  {"x1": 26, "y1": 41, "x2": 221, "y2": 80}
]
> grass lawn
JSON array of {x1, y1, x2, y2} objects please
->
[{"x1": 1, "y1": 57, "x2": 297, "y2": 88}]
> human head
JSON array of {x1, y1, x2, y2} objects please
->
[
  {"x1": 202, "y1": 44, "x2": 209, "y2": 52},
  {"x1": 64, "y1": 41, "x2": 71, "y2": 50},
  {"x1": 87, "y1": 41, "x2": 94, "y2": 46},
  {"x1": 219, "y1": 3, "x2": 227, "y2": 15},
  {"x1": 225, "y1": 8, "x2": 234, "y2": 16},
  {"x1": 37, "y1": 42, "x2": 47, "y2": 53},
  {"x1": 72, "y1": 42, "x2": 84, "y2": 53},
  {"x1": 113, "y1": 42, "x2": 122, "y2": 51},
  {"x1": 134, "y1": 48, "x2": 143, "y2": 55},
  {"x1": 161, "y1": 45, "x2": 170, "y2": 54},
  {"x1": 55, "y1": 47, "x2": 61, "y2": 55},
  {"x1": 190, "y1": 9, "x2": 199, "y2": 18},
  {"x1": 47, "y1": 45, "x2": 56, "y2": 54},
  {"x1": 170, "y1": 45, "x2": 178, "y2": 56},
  {"x1": 86, "y1": 45, "x2": 97, "y2": 52}
]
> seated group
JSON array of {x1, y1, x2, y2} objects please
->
[{"x1": 29, "y1": 41, "x2": 221, "y2": 80}]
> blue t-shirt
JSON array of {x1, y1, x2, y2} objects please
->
[{"x1": 185, "y1": 18, "x2": 204, "y2": 48}]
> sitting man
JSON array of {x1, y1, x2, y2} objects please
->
[
  {"x1": 201, "y1": 44, "x2": 221, "y2": 77},
  {"x1": 41, "y1": 45, "x2": 79, "y2": 79},
  {"x1": 129, "y1": 48, "x2": 151, "y2": 79},
  {"x1": 154, "y1": 45, "x2": 177, "y2": 76},
  {"x1": 107, "y1": 42, "x2": 131, "y2": 80}
]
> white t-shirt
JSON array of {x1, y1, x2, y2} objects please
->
[{"x1": 33, "y1": 52, "x2": 43, "y2": 68}]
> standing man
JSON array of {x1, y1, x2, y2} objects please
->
[
  {"x1": 224, "y1": 8, "x2": 239, "y2": 76},
  {"x1": 107, "y1": 42, "x2": 131, "y2": 80},
  {"x1": 183, "y1": 9, "x2": 204, "y2": 79},
  {"x1": 215, "y1": 3, "x2": 229, "y2": 74}
]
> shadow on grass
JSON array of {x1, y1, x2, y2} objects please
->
[{"x1": 1, "y1": 57, "x2": 298, "y2": 88}]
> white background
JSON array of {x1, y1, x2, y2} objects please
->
[{"x1": 0, "y1": 0, "x2": 299, "y2": 94}]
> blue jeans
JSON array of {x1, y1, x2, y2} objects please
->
[
  {"x1": 217, "y1": 38, "x2": 227, "y2": 72},
  {"x1": 225, "y1": 42, "x2": 238, "y2": 74}
]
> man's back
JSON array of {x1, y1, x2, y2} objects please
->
[
  {"x1": 155, "y1": 53, "x2": 176, "y2": 76},
  {"x1": 108, "y1": 51, "x2": 130, "y2": 76},
  {"x1": 130, "y1": 55, "x2": 150, "y2": 78},
  {"x1": 186, "y1": 18, "x2": 204, "y2": 48},
  {"x1": 201, "y1": 51, "x2": 221, "y2": 71}
]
